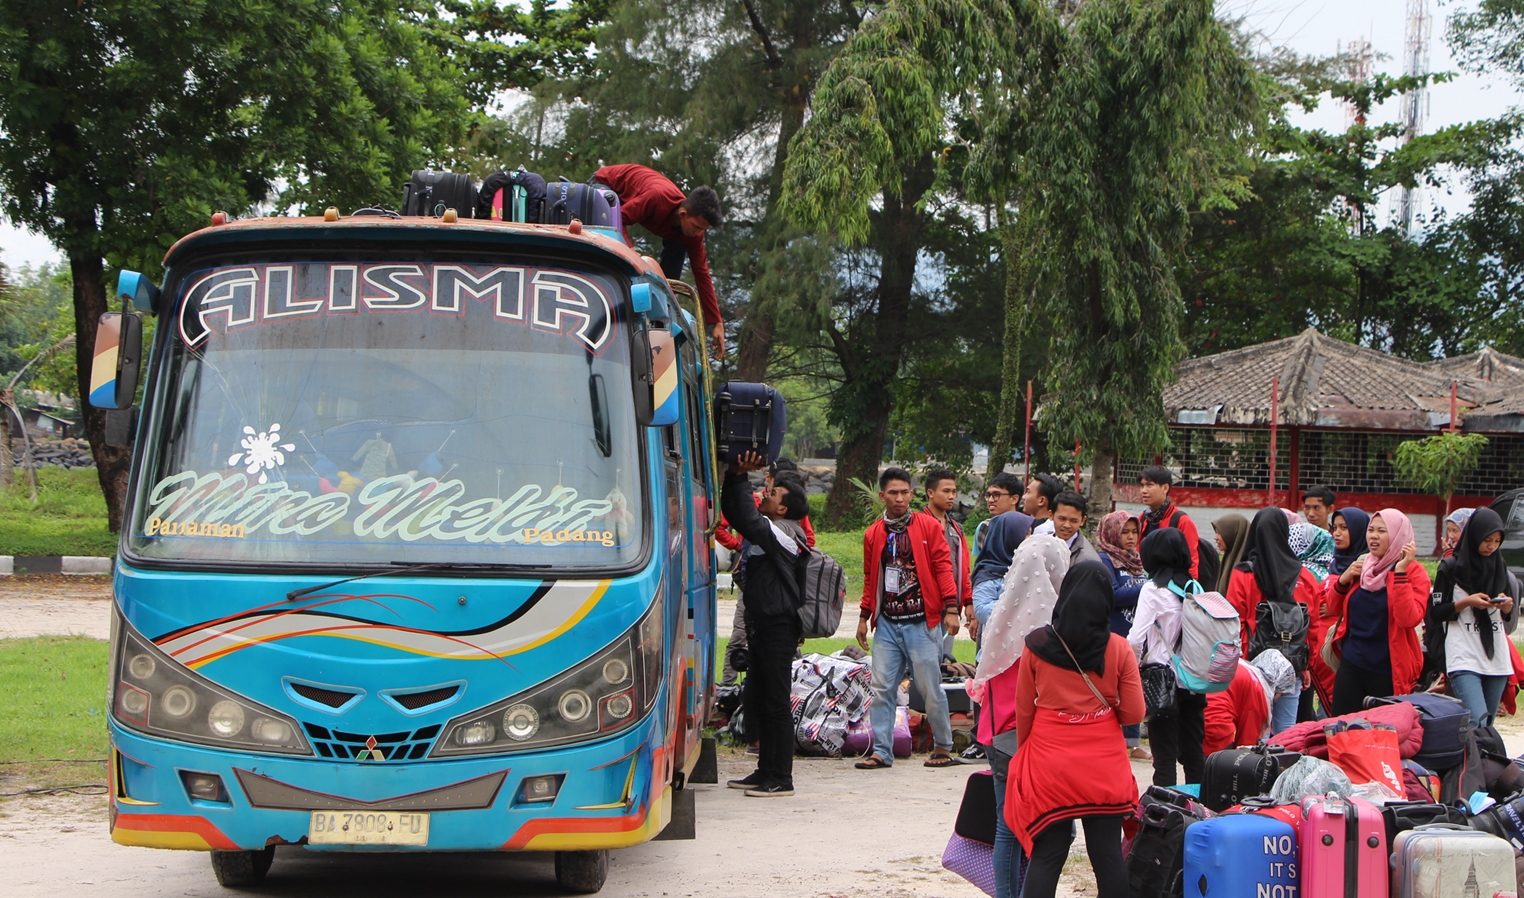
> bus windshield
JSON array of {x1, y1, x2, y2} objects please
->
[{"x1": 128, "y1": 258, "x2": 646, "y2": 568}]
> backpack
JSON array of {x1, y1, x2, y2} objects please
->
[
  {"x1": 796, "y1": 548, "x2": 847, "y2": 639},
  {"x1": 1166, "y1": 508, "x2": 1220, "y2": 590},
  {"x1": 477, "y1": 168, "x2": 548, "y2": 223},
  {"x1": 1168, "y1": 581, "x2": 1240, "y2": 694},
  {"x1": 1247, "y1": 593, "x2": 1311, "y2": 673}
]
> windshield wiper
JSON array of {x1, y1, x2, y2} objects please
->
[{"x1": 286, "y1": 561, "x2": 554, "y2": 602}]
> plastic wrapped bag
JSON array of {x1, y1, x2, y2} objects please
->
[{"x1": 1269, "y1": 755, "x2": 1354, "y2": 803}]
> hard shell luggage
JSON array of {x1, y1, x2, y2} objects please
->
[
  {"x1": 1381, "y1": 801, "x2": 1469, "y2": 848},
  {"x1": 1228, "y1": 795, "x2": 1305, "y2": 829},
  {"x1": 401, "y1": 170, "x2": 477, "y2": 219},
  {"x1": 909, "y1": 678, "x2": 974, "y2": 714},
  {"x1": 543, "y1": 177, "x2": 622, "y2": 229},
  {"x1": 1299, "y1": 795, "x2": 1386, "y2": 898},
  {"x1": 713, "y1": 382, "x2": 787, "y2": 463},
  {"x1": 1390, "y1": 824, "x2": 1518, "y2": 898},
  {"x1": 1201, "y1": 743, "x2": 1301, "y2": 812},
  {"x1": 1182, "y1": 814, "x2": 1298, "y2": 898}
]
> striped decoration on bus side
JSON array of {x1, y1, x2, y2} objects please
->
[{"x1": 88, "y1": 313, "x2": 122, "y2": 408}]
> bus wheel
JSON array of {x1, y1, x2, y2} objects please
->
[
  {"x1": 554, "y1": 849, "x2": 608, "y2": 894},
  {"x1": 209, "y1": 846, "x2": 275, "y2": 888}
]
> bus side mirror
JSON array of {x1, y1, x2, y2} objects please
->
[
  {"x1": 87, "y1": 311, "x2": 143, "y2": 410},
  {"x1": 633, "y1": 326, "x2": 680, "y2": 427},
  {"x1": 117, "y1": 270, "x2": 160, "y2": 313}
]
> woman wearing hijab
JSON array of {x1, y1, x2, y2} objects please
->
[
  {"x1": 1225, "y1": 508, "x2": 1319, "y2": 732},
  {"x1": 1095, "y1": 511, "x2": 1150, "y2": 758},
  {"x1": 1203, "y1": 649, "x2": 1296, "y2": 753},
  {"x1": 1129, "y1": 528, "x2": 1207, "y2": 786},
  {"x1": 968, "y1": 534, "x2": 1069, "y2": 898},
  {"x1": 1004, "y1": 561, "x2": 1143, "y2": 898},
  {"x1": 1442, "y1": 507, "x2": 1477, "y2": 559},
  {"x1": 1325, "y1": 509, "x2": 1430, "y2": 715},
  {"x1": 1211, "y1": 513, "x2": 1250, "y2": 596},
  {"x1": 1427, "y1": 508, "x2": 1518, "y2": 726},
  {"x1": 1330, "y1": 508, "x2": 1370, "y2": 578},
  {"x1": 1290, "y1": 522, "x2": 1336, "y2": 582}
]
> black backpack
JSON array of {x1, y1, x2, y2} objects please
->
[{"x1": 1246, "y1": 588, "x2": 1311, "y2": 673}]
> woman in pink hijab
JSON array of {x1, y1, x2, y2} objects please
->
[{"x1": 1322, "y1": 508, "x2": 1432, "y2": 714}]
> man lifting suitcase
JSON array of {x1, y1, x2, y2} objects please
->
[{"x1": 593, "y1": 163, "x2": 725, "y2": 356}]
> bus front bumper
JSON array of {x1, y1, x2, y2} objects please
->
[{"x1": 106, "y1": 719, "x2": 672, "y2": 853}]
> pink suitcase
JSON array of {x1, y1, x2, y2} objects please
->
[{"x1": 1299, "y1": 795, "x2": 1387, "y2": 898}]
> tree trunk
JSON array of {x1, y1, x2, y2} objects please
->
[
  {"x1": 0, "y1": 390, "x2": 12, "y2": 488},
  {"x1": 732, "y1": 294, "x2": 775, "y2": 382},
  {"x1": 820, "y1": 161, "x2": 934, "y2": 529},
  {"x1": 1089, "y1": 431, "x2": 1115, "y2": 521},
  {"x1": 71, "y1": 251, "x2": 134, "y2": 532},
  {"x1": 987, "y1": 209, "x2": 1033, "y2": 478}
]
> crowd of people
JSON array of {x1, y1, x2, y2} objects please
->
[{"x1": 717, "y1": 456, "x2": 1521, "y2": 896}]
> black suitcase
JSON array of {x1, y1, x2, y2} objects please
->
[
  {"x1": 401, "y1": 170, "x2": 477, "y2": 219},
  {"x1": 477, "y1": 168, "x2": 547, "y2": 223},
  {"x1": 543, "y1": 177, "x2": 621, "y2": 228},
  {"x1": 1200, "y1": 743, "x2": 1300, "y2": 812},
  {"x1": 713, "y1": 382, "x2": 787, "y2": 464}
]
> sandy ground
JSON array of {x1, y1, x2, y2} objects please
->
[{"x1": 0, "y1": 575, "x2": 114, "y2": 641}]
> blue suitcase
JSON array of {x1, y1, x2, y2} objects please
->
[
  {"x1": 713, "y1": 382, "x2": 787, "y2": 463},
  {"x1": 544, "y1": 177, "x2": 622, "y2": 229},
  {"x1": 1182, "y1": 814, "x2": 1297, "y2": 898}
]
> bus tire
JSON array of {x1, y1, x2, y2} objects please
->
[
  {"x1": 209, "y1": 846, "x2": 275, "y2": 887},
  {"x1": 554, "y1": 849, "x2": 609, "y2": 893}
]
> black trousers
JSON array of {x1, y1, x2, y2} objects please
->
[
  {"x1": 1331, "y1": 660, "x2": 1393, "y2": 717},
  {"x1": 659, "y1": 239, "x2": 686, "y2": 280},
  {"x1": 743, "y1": 613, "x2": 800, "y2": 787},
  {"x1": 1148, "y1": 689, "x2": 1206, "y2": 786},
  {"x1": 1022, "y1": 816, "x2": 1128, "y2": 898}
]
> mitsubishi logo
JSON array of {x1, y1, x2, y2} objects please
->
[{"x1": 362, "y1": 735, "x2": 385, "y2": 762}]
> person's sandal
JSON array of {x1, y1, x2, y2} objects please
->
[
  {"x1": 1129, "y1": 746, "x2": 1153, "y2": 761},
  {"x1": 854, "y1": 755, "x2": 891, "y2": 769},
  {"x1": 924, "y1": 752, "x2": 959, "y2": 768}
]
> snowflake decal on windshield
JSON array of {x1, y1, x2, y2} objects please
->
[{"x1": 229, "y1": 423, "x2": 296, "y2": 484}]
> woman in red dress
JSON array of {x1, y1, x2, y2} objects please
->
[{"x1": 1004, "y1": 561, "x2": 1145, "y2": 898}]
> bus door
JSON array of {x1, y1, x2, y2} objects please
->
[{"x1": 676, "y1": 328, "x2": 716, "y2": 761}]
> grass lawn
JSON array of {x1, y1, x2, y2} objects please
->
[
  {"x1": 813, "y1": 528, "x2": 866, "y2": 600},
  {"x1": 0, "y1": 636, "x2": 109, "y2": 763},
  {"x1": 0, "y1": 467, "x2": 117, "y2": 557}
]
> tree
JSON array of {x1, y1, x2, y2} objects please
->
[
  {"x1": 0, "y1": 0, "x2": 471, "y2": 530},
  {"x1": 1393, "y1": 431, "x2": 1491, "y2": 522}
]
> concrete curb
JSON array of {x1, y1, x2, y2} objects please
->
[{"x1": 0, "y1": 556, "x2": 114, "y2": 576}]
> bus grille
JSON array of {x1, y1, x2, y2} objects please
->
[
  {"x1": 289, "y1": 683, "x2": 359, "y2": 709},
  {"x1": 303, "y1": 723, "x2": 441, "y2": 761},
  {"x1": 391, "y1": 685, "x2": 460, "y2": 711}
]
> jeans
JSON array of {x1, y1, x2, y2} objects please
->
[
  {"x1": 1331, "y1": 661, "x2": 1393, "y2": 717},
  {"x1": 869, "y1": 618, "x2": 953, "y2": 762},
  {"x1": 720, "y1": 593, "x2": 748, "y2": 685},
  {"x1": 1022, "y1": 816, "x2": 1128, "y2": 898},
  {"x1": 1148, "y1": 690, "x2": 1207, "y2": 786},
  {"x1": 972, "y1": 579, "x2": 1002, "y2": 661},
  {"x1": 1123, "y1": 723, "x2": 1141, "y2": 748},
  {"x1": 1449, "y1": 671, "x2": 1510, "y2": 727},
  {"x1": 743, "y1": 613, "x2": 801, "y2": 787},
  {"x1": 1270, "y1": 676, "x2": 1302, "y2": 735},
  {"x1": 659, "y1": 238, "x2": 686, "y2": 279},
  {"x1": 987, "y1": 742, "x2": 1024, "y2": 898}
]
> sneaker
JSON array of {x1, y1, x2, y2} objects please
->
[
  {"x1": 727, "y1": 771, "x2": 764, "y2": 791},
  {"x1": 744, "y1": 782, "x2": 794, "y2": 798},
  {"x1": 960, "y1": 743, "x2": 986, "y2": 761}
]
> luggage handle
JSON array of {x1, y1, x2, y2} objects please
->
[{"x1": 1409, "y1": 823, "x2": 1473, "y2": 832}]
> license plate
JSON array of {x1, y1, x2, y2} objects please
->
[{"x1": 308, "y1": 811, "x2": 430, "y2": 846}]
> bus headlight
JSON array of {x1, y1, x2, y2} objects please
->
[
  {"x1": 432, "y1": 593, "x2": 664, "y2": 757},
  {"x1": 110, "y1": 612, "x2": 311, "y2": 756}
]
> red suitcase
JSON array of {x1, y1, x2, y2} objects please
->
[{"x1": 1299, "y1": 795, "x2": 1386, "y2": 898}]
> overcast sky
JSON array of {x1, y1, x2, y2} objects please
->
[{"x1": 3, "y1": 0, "x2": 1520, "y2": 272}]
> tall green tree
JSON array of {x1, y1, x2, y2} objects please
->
[{"x1": 0, "y1": 0, "x2": 472, "y2": 529}]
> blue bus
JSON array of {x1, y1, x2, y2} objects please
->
[{"x1": 90, "y1": 211, "x2": 720, "y2": 892}]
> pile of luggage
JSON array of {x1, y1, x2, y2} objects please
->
[
  {"x1": 394, "y1": 168, "x2": 622, "y2": 228},
  {"x1": 1127, "y1": 691, "x2": 1524, "y2": 898}
]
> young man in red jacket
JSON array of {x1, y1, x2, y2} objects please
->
[
  {"x1": 855, "y1": 467, "x2": 960, "y2": 769},
  {"x1": 592, "y1": 163, "x2": 725, "y2": 356},
  {"x1": 1135, "y1": 465, "x2": 1201, "y2": 581}
]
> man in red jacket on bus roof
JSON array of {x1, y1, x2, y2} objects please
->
[{"x1": 592, "y1": 163, "x2": 725, "y2": 356}]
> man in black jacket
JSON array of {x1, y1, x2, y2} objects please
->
[{"x1": 722, "y1": 451, "x2": 810, "y2": 797}]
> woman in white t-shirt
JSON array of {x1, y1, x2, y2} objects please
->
[
  {"x1": 1426, "y1": 507, "x2": 1518, "y2": 726},
  {"x1": 1128, "y1": 528, "x2": 1205, "y2": 786}
]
